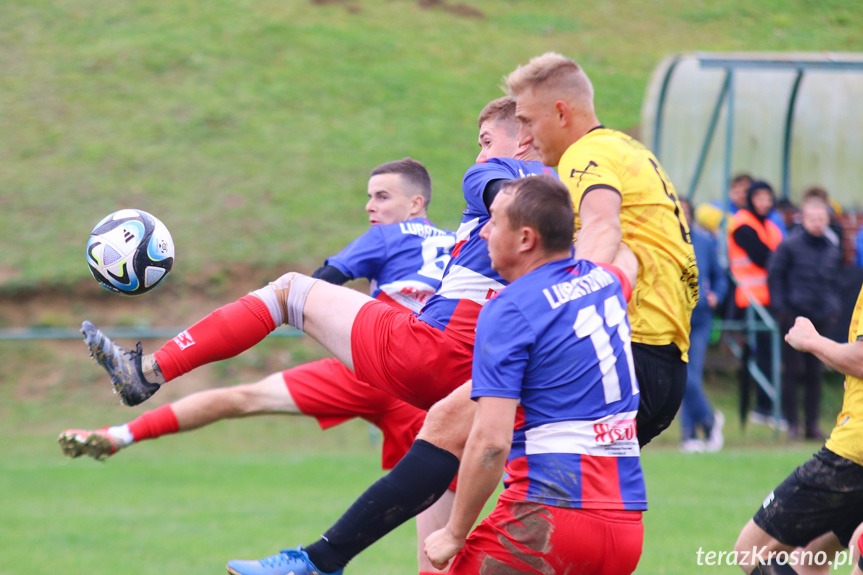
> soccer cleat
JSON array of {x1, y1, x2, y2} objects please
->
[
  {"x1": 226, "y1": 547, "x2": 343, "y2": 575},
  {"x1": 58, "y1": 429, "x2": 119, "y2": 461},
  {"x1": 81, "y1": 320, "x2": 160, "y2": 406}
]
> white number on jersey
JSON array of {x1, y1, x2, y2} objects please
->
[
  {"x1": 417, "y1": 234, "x2": 454, "y2": 281},
  {"x1": 573, "y1": 295, "x2": 638, "y2": 404}
]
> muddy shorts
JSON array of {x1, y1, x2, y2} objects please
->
[
  {"x1": 448, "y1": 501, "x2": 643, "y2": 575},
  {"x1": 753, "y1": 447, "x2": 863, "y2": 547}
]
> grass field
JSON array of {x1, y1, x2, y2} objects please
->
[
  {"x1": 3, "y1": 1, "x2": 863, "y2": 573},
  {"x1": 0, "y1": 334, "x2": 851, "y2": 574},
  {"x1": 0, "y1": 418, "x2": 827, "y2": 575}
]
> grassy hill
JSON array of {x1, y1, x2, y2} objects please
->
[
  {"x1": 2, "y1": 0, "x2": 862, "y2": 293},
  {"x1": 2, "y1": 4, "x2": 861, "y2": 574}
]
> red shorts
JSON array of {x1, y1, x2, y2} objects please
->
[
  {"x1": 283, "y1": 358, "x2": 426, "y2": 470},
  {"x1": 448, "y1": 501, "x2": 643, "y2": 575},
  {"x1": 350, "y1": 301, "x2": 474, "y2": 411}
]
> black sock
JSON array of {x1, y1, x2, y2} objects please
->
[{"x1": 304, "y1": 439, "x2": 459, "y2": 573}]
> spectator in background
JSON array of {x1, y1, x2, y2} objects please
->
[
  {"x1": 711, "y1": 173, "x2": 788, "y2": 237},
  {"x1": 768, "y1": 195, "x2": 842, "y2": 440},
  {"x1": 787, "y1": 187, "x2": 845, "y2": 252},
  {"x1": 728, "y1": 180, "x2": 784, "y2": 427},
  {"x1": 679, "y1": 198, "x2": 729, "y2": 453},
  {"x1": 728, "y1": 173, "x2": 754, "y2": 213}
]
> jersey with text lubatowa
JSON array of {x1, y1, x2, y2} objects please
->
[
  {"x1": 472, "y1": 258, "x2": 646, "y2": 511},
  {"x1": 418, "y1": 158, "x2": 556, "y2": 345},
  {"x1": 560, "y1": 128, "x2": 698, "y2": 360},
  {"x1": 325, "y1": 217, "x2": 455, "y2": 313},
  {"x1": 826, "y1": 285, "x2": 863, "y2": 466}
]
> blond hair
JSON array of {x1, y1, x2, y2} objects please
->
[{"x1": 505, "y1": 52, "x2": 594, "y2": 112}]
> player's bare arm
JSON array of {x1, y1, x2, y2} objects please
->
[
  {"x1": 574, "y1": 187, "x2": 623, "y2": 264},
  {"x1": 423, "y1": 395, "x2": 517, "y2": 569},
  {"x1": 611, "y1": 241, "x2": 638, "y2": 290},
  {"x1": 785, "y1": 317, "x2": 863, "y2": 380}
]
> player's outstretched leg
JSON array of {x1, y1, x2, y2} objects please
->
[
  {"x1": 57, "y1": 429, "x2": 119, "y2": 461},
  {"x1": 227, "y1": 547, "x2": 342, "y2": 575},
  {"x1": 81, "y1": 321, "x2": 161, "y2": 406},
  {"x1": 57, "y1": 373, "x2": 299, "y2": 462},
  {"x1": 225, "y1": 384, "x2": 474, "y2": 574},
  {"x1": 80, "y1": 273, "x2": 361, "y2": 407}
]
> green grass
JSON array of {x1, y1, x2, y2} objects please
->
[
  {"x1": 2, "y1": 0, "x2": 863, "y2": 292},
  {"x1": 0, "y1": 335, "x2": 850, "y2": 574},
  {"x1": 0, "y1": 387, "x2": 831, "y2": 575}
]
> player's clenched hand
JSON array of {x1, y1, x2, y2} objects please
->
[
  {"x1": 785, "y1": 316, "x2": 819, "y2": 352},
  {"x1": 424, "y1": 527, "x2": 464, "y2": 570}
]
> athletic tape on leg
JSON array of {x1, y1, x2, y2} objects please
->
[{"x1": 251, "y1": 273, "x2": 318, "y2": 331}]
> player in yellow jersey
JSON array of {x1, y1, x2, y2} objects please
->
[
  {"x1": 733, "y1": 285, "x2": 863, "y2": 573},
  {"x1": 505, "y1": 52, "x2": 698, "y2": 446}
]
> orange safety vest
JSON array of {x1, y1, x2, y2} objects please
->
[{"x1": 727, "y1": 210, "x2": 782, "y2": 308}]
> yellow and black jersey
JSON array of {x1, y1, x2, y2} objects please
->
[
  {"x1": 559, "y1": 127, "x2": 698, "y2": 359},
  {"x1": 826, "y1": 285, "x2": 863, "y2": 465}
]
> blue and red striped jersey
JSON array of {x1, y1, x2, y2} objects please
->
[{"x1": 472, "y1": 258, "x2": 647, "y2": 511}]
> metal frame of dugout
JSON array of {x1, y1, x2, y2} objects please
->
[{"x1": 651, "y1": 54, "x2": 863, "y2": 434}]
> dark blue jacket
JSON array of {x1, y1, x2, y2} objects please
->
[{"x1": 767, "y1": 228, "x2": 842, "y2": 323}]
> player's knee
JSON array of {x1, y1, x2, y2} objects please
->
[
  {"x1": 417, "y1": 394, "x2": 475, "y2": 456},
  {"x1": 232, "y1": 375, "x2": 294, "y2": 415},
  {"x1": 202, "y1": 383, "x2": 262, "y2": 416},
  {"x1": 734, "y1": 523, "x2": 756, "y2": 564}
]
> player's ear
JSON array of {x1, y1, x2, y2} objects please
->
[
  {"x1": 555, "y1": 100, "x2": 569, "y2": 126},
  {"x1": 411, "y1": 194, "x2": 425, "y2": 215},
  {"x1": 515, "y1": 139, "x2": 533, "y2": 157},
  {"x1": 521, "y1": 226, "x2": 538, "y2": 253}
]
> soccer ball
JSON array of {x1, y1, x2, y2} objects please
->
[{"x1": 86, "y1": 209, "x2": 175, "y2": 296}]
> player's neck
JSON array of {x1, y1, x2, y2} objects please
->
[
  {"x1": 514, "y1": 147, "x2": 541, "y2": 163},
  {"x1": 508, "y1": 250, "x2": 571, "y2": 282},
  {"x1": 571, "y1": 114, "x2": 602, "y2": 143}
]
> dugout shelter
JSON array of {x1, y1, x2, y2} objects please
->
[{"x1": 640, "y1": 52, "x2": 863, "y2": 429}]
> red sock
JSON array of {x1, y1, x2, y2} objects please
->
[
  {"x1": 127, "y1": 404, "x2": 180, "y2": 442},
  {"x1": 153, "y1": 295, "x2": 276, "y2": 381}
]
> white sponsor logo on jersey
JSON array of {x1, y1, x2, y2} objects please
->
[
  {"x1": 173, "y1": 330, "x2": 196, "y2": 350},
  {"x1": 525, "y1": 411, "x2": 639, "y2": 458}
]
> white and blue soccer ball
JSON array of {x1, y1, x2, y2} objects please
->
[{"x1": 86, "y1": 209, "x2": 174, "y2": 296}]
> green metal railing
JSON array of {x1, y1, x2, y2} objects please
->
[{"x1": 716, "y1": 281, "x2": 783, "y2": 434}]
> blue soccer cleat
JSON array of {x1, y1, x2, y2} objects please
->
[{"x1": 226, "y1": 547, "x2": 343, "y2": 575}]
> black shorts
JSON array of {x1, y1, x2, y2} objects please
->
[
  {"x1": 632, "y1": 342, "x2": 687, "y2": 447},
  {"x1": 753, "y1": 447, "x2": 863, "y2": 548}
]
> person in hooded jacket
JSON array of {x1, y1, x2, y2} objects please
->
[
  {"x1": 768, "y1": 194, "x2": 842, "y2": 439},
  {"x1": 727, "y1": 180, "x2": 783, "y2": 426}
]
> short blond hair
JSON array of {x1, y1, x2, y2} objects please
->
[{"x1": 505, "y1": 52, "x2": 594, "y2": 111}]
